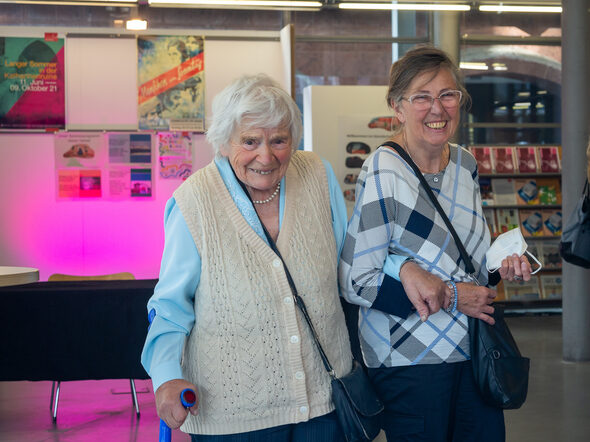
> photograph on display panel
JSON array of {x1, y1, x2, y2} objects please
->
[
  {"x1": 337, "y1": 114, "x2": 392, "y2": 216},
  {"x1": 137, "y1": 35, "x2": 205, "y2": 131},
  {"x1": 0, "y1": 36, "x2": 65, "y2": 129}
]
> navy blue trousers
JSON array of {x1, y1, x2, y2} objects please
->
[
  {"x1": 189, "y1": 411, "x2": 343, "y2": 442},
  {"x1": 368, "y1": 360, "x2": 505, "y2": 442}
]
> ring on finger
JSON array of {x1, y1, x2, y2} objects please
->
[{"x1": 513, "y1": 275, "x2": 523, "y2": 281}]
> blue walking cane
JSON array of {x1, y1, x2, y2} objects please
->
[
  {"x1": 159, "y1": 388, "x2": 197, "y2": 442},
  {"x1": 148, "y1": 310, "x2": 197, "y2": 442}
]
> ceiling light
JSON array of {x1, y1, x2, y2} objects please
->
[
  {"x1": 479, "y1": 5, "x2": 562, "y2": 13},
  {"x1": 149, "y1": 0, "x2": 322, "y2": 9},
  {"x1": 339, "y1": 2, "x2": 470, "y2": 11},
  {"x1": 126, "y1": 18, "x2": 148, "y2": 30},
  {"x1": 460, "y1": 62, "x2": 488, "y2": 70},
  {"x1": 0, "y1": 0, "x2": 138, "y2": 4}
]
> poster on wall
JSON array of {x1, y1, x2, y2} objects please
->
[
  {"x1": 107, "y1": 133, "x2": 154, "y2": 198},
  {"x1": 0, "y1": 36, "x2": 65, "y2": 129},
  {"x1": 337, "y1": 115, "x2": 393, "y2": 215},
  {"x1": 158, "y1": 132, "x2": 192, "y2": 180},
  {"x1": 54, "y1": 132, "x2": 154, "y2": 199},
  {"x1": 137, "y1": 36, "x2": 205, "y2": 132},
  {"x1": 54, "y1": 132, "x2": 105, "y2": 198}
]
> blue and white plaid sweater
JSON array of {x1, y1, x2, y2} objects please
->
[{"x1": 339, "y1": 143, "x2": 491, "y2": 368}]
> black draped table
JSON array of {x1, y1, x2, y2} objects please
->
[{"x1": 0, "y1": 279, "x2": 157, "y2": 382}]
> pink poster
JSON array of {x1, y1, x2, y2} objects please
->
[{"x1": 0, "y1": 36, "x2": 65, "y2": 129}]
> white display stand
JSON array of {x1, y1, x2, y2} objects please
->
[{"x1": 302, "y1": 85, "x2": 392, "y2": 215}]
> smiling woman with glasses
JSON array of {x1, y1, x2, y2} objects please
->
[{"x1": 339, "y1": 45, "x2": 531, "y2": 442}]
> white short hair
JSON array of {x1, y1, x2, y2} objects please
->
[{"x1": 206, "y1": 74, "x2": 302, "y2": 156}]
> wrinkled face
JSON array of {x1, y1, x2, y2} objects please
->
[
  {"x1": 394, "y1": 68, "x2": 460, "y2": 150},
  {"x1": 223, "y1": 125, "x2": 293, "y2": 192}
]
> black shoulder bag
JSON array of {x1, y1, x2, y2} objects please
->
[
  {"x1": 559, "y1": 179, "x2": 590, "y2": 268},
  {"x1": 383, "y1": 141, "x2": 530, "y2": 410},
  {"x1": 239, "y1": 181, "x2": 383, "y2": 442}
]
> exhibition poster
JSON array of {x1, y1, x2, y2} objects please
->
[
  {"x1": 107, "y1": 133, "x2": 153, "y2": 198},
  {"x1": 137, "y1": 35, "x2": 205, "y2": 131},
  {"x1": 54, "y1": 132, "x2": 154, "y2": 199},
  {"x1": 54, "y1": 132, "x2": 104, "y2": 198},
  {"x1": 0, "y1": 36, "x2": 65, "y2": 129},
  {"x1": 157, "y1": 132, "x2": 192, "y2": 180}
]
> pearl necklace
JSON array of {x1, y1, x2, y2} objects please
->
[{"x1": 252, "y1": 182, "x2": 281, "y2": 204}]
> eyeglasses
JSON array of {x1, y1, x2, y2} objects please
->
[{"x1": 402, "y1": 90, "x2": 462, "y2": 111}]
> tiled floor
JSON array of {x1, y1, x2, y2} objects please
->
[
  {"x1": 0, "y1": 378, "x2": 188, "y2": 442},
  {"x1": 1, "y1": 315, "x2": 589, "y2": 441}
]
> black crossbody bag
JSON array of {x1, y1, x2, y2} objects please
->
[
  {"x1": 238, "y1": 181, "x2": 383, "y2": 441},
  {"x1": 560, "y1": 179, "x2": 590, "y2": 268},
  {"x1": 383, "y1": 141, "x2": 530, "y2": 409}
]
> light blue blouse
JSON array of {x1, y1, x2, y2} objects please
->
[{"x1": 141, "y1": 155, "x2": 406, "y2": 391}]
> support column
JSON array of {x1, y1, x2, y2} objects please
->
[
  {"x1": 433, "y1": 11, "x2": 460, "y2": 144},
  {"x1": 433, "y1": 11, "x2": 460, "y2": 64},
  {"x1": 562, "y1": 0, "x2": 590, "y2": 361}
]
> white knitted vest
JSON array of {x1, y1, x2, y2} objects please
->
[{"x1": 173, "y1": 151, "x2": 352, "y2": 435}]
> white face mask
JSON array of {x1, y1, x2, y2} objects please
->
[{"x1": 485, "y1": 227, "x2": 542, "y2": 274}]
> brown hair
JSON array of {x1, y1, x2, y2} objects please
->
[{"x1": 386, "y1": 45, "x2": 471, "y2": 111}]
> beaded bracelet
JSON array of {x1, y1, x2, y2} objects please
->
[{"x1": 445, "y1": 280, "x2": 458, "y2": 314}]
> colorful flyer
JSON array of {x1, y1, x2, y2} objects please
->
[
  {"x1": 57, "y1": 169, "x2": 102, "y2": 198},
  {"x1": 138, "y1": 36, "x2": 205, "y2": 131},
  {"x1": 108, "y1": 166, "x2": 153, "y2": 199},
  {"x1": 0, "y1": 36, "x2": 65, "y2": 129},
  {"x1": 158, "y1": 132, "x2": 192, "y2": 180},
  {"x1": 55, "y1": 132, "x2": 105, "y2": 168}
]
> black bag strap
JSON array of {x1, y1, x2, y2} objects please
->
[
  {"x1": 381, "y1": 141, "x2": 476, "y2": 276},
  {"x1": 236, "y1": 179, "x2": 336, "y2": 378}
]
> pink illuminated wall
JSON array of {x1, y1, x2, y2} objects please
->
[{"x1": 0, "y1": 133, "x2": 213, "y2": 281}]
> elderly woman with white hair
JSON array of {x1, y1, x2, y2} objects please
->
[{"x1": 142, "y1": 74, "x2": 363, "y2": 441}]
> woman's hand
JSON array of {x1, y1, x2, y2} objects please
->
[
  {"x1": 456, "y1": 283, "x2": 497, "y2": 325},
  {"x1": 399, "y1": 261, "x2": 451, "y2": 322},
  {"x1": 498, "y1": 253, "x2": 532, "y2": 282},
  {"x1": 155, "y1": 379, "x2": 199, "y2": 429}
]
